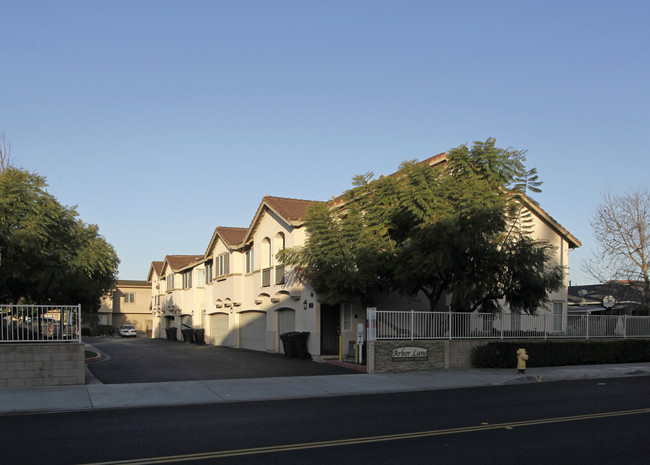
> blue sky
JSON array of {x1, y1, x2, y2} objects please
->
[{"x1": 2, "y1": 1, "x2": 648, "y2": 284}]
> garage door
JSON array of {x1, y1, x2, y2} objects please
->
[
  {"x1": 210, "y1": 313, "x2": 229, "y2": 345},
  {"x1": 240, "y1": 311, "x2": 267, "y2": 351},
  {"x1": 278, "y1": 309, "x2": 296, "y2": 354}
]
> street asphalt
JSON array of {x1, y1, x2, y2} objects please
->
[{"x1": 0, "y1": 336, "x2": 649, "y2": 415}]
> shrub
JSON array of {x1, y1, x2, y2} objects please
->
[{"x1": 471, "y1": 339, "x2": 650, "y2": 368}]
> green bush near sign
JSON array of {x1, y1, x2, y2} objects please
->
[{"x1": 471, "y1": 339, "x2": 650, "y2": 368}]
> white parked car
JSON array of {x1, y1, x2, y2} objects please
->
[{"x1": 118, "y1": 325, "x2": 137, "y2": 337}]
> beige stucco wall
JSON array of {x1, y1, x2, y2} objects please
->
[{"x1": 99, "y1": 282, "x2": 153, "y2": 333}]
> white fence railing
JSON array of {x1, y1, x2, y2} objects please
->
[
  {"x1": 0, "y1": 305, "x2": 81, "y2": 343},
  {"x1": 366, "y1": 309, "x2": 650, "y2": 341}
]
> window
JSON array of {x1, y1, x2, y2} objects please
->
[
  {"x1": 205, "y1": 260, "x2": 213, "y2": 284},
  {"x1": 182, "y1": 271, "x2": 192, "y2": 289},
  {"x1": 217, "y1": 253, "x2": 230, "y2": 277},
  {"x1": 124, "y1": 293, "x2": 135, "y2": 303},
  {"x1": 342, "y1": 303, "x2": 352, "y2": 331},
  {"x1": 262, "y1": 238, "x2": 271, "y2": 268},
  {"x1": 245, "y1": 249, "x2": 254, "y2": 274},
  {"x1": 166, "y1": 275, "x2": 174, "y2": 291},
  {"x1": 197, "y1": 269, "x2": 205, "y2": 288}
]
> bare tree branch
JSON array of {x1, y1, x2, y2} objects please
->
[
  {"x1": 583, "y1": 187, "x2": 650, "y2": 314},
  {"x1": 0, "y1": 132, "x2": 12, "y2": 171}
]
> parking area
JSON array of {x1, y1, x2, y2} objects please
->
[{"x1": 85, "y1": 336, "x2": 360, "y2": 384}]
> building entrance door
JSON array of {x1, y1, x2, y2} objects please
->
[{"x1": 320, "y1": 304, "x2": 340, "y2": 356}]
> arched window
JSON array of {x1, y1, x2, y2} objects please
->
[
  {"x1": 262, "y1": 237, "x2": 272, "y2": 268},
  {"x1": 273, "y1": 232, "x2": 286, "y2": 264}
]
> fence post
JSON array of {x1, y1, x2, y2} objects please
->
[
  {"x1": 366, "y1": 308, "x2": 377, "y2": 341},
  {"x1": 544, "y1": 314, "x2": 548, "y2": 339},
  {"x1": 448, "y1": 311, "x2": 452, "y2": 341},
  {"x1": 78, "y1": 304, "x2": 82, "y2": 342},
  {"x1": 410, "y1": 309, "x2": 414, "y2": 340}
]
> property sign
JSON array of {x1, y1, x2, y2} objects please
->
[{"x1": 391, "y1": 346, "x2": 428, "y2": 362}]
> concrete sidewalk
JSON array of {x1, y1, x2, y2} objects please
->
[{"x1": 1, "y1": 362, "x2": 649, "y2": 415}]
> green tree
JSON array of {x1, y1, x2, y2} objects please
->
[
  {"x1": 0, "y1": 149, "x2": 119, "y2": 313},
  {"x1": 280, "y1": 138, "x2": 564, "y2": 312}
]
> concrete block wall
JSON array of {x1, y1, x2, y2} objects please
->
[
  {"x1": 367, "y1": 340, "x2": 488, "y2": 373},
  {"x1": 0, "y1": 343, "x2": 85, "y2": 387}
]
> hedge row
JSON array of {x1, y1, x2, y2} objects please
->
[
  {"x1": 81, "y1": 325, "x2": 115, "y2": 337},
  {"x1": 471, "y1": 339, "x2": 650, "y2": 368}
]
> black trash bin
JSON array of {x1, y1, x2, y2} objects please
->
[
  {"x1": 279, "y1": 332, "x2": 296, "y2": 358},
  {"x1": 293, "y1": 331, "x2": 310, "y2": 359},
  {"x1": 194, "y1": 328, "x2": 205, "y2": 345},
  {"x1": 165, "y1": 327, "x2": 177, "y2": 341},
  {"x1": 181, "y1": 329, "x2": 194, "y2": 343}
]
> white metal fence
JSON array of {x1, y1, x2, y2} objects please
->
[
  {"x1": 366, "y1": 308, "x2": 650, "y2": 341},
  {"x1": 0, "y1": 305, "x2": 81, "y2": 342}
]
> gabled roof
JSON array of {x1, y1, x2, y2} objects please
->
[
  {"x1": 160, "y1": 255, "x2": 203, "y2": 276},
  {"x1": 203, "y1": 226, "x2": 249, "y2": 257},
  {"x1": 263, "y1": 196, "x2": 316, "y2": 223},
  {"x1": 242, "y1": 196, "x2": 320, "y2": 245},
  {"x1": 147, "y1": 261, "x2": 164, "y2": 282}
]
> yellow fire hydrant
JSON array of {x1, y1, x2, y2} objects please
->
[{"x1": 516, "y1": 348, "x2": 528, "y2": 374}]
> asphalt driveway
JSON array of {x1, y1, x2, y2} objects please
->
[{"x1": 85, "y1": 336, "x2": 360, "y2": 384}]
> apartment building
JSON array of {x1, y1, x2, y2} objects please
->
[{"x1": 148, "y1": 154, "x2": 580, "y2": 356}]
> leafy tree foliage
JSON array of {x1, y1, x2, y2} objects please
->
[
  {"x1": 280, "y1": 138, "x2": 564, "y2": 313},
  {"x1": 0, "y1": 162, "x2": 119, "y2": 313}
]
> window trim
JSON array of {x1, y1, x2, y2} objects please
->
[
  {"x1": 245, "y1": 249, "x2": 254, "y2": 274},
  {"x1": 205, "y1": 260, "x2": 213, "y2": 284},
  {"x1": 182, "y1": 271, "x2": 192, "y2": 289},
  {"x1": 217, "y1": 253, "x2": 230, "y2": 277}
]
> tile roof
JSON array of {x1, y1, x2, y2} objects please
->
[
  {"x1": 215, "y1": 227, "x2": 248, "y2": 246},
  {"x1": 263, "y1": 196, "x2": 319, "y2": 222},
  {"x1": 151, "y1": 261, "x2": 163, "y2": 276},
  {"x1": 164, "y1": 255, "x2": 203, "y2": 272}
]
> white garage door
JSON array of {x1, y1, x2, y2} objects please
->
[
  {"x1": 240, "y1": 311, "x2": 267, "y2": 351},
  {"x1": 210, "y1": 313, "x2": 229, "y2": 345},
  {"x1": 277, "y1": 309, "x2": 296, "y2": 354}
]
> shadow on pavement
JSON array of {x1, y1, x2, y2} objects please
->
[{"x1": 85, "y1": 336, "x2": 360, "y2": 384}]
